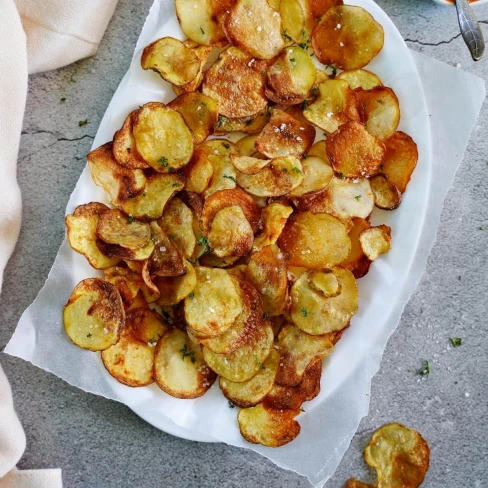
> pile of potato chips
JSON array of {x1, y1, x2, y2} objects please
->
[{"x1": 63, "y1": 0, "x2": 418, "y2": 447}]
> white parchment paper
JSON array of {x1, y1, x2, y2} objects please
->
[{"x1": 5, "y1": 0, "x2": 485, "y2": 485}]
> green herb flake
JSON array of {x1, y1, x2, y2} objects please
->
[
  {"x1": 419, "y1": 360, "x2": 431, "y2": 377},
  {"x1": 158, "y1": 156, "x2": 168, "y2": 167},
  {"x1": 263, "y1": 312, "x2": 269, "y2": 320},
  {"x1": 223, "y1": 174, "x2": 237, "y2": 183},
  {"x1": 172, "y1": 182, "x2": 180, "y2": 187},
  {"x1": 180, "y1": 344, "x2": 196, "y2": 363},
  {"x1": 282, "y1": 168, "x2": 288, "y2": 173},
  {"x1": 78, "y1": 119, "x2": 88, "y2": 127},
  {"x1": 222, "y1": 142, "x2": 231, "y2": 149},
  {"x1": 290, "y1": 57, "x2": 296, "y2": 63},
  {"x1": 355, "y1": 195, "x2": 362, "y2": 201},
  {"x1": 301, "y1": 307, "x2": 308, "y2": 317},
  {"x1": 291, "y1": 167, "x2": 302, "y2": 174},
  {"x1": 60, "y1": 97, "x2": 66, "y2": 103},
  {"x1": 188, "y1": 292, "x2": 195, "y2": 299},
  {"x1": 168, "y1": 234, "x2": 176, "y2": 239},
  {"x1": 478, "y1": 226, "x2": 484, "y2": 230},
  {"x1": 377, "y1": 99, "x2": 385, "y2": 105},
  {"x1": 87, "y1": 333, "x2": 92, "y2": 338},
  {"x1": 303, "y1": 153, "x2": 308, "y2": 159},
  {"x1": 200, "y1": 27, "x2": 205, "y2": 34},
  {"x1": 311, "y1": 86, "x2": 319, "y2": 97},
  {"x1": 282, "y1": 29, "x2": 293, "y2": 41},
  {"x1": 161, "y1": 311, "x2": 174, "y2": 325},
  {"x1": 450, "y1": 337, "x2": 462, "y2": 347},
  {"x1": 284, "y1": 252, "x2": 291, "y2": 260},
  {"x1": 127, "y1": 214, "x2": 134, "y2": 224},
  {"x1": 217, "y1": 115, "x2": 227, "y2": 128},
  {"x1": 317, "y1": 16, "x2": 322, "y2": 23},
  {"x1": 338, "y1": 172, "x2": 344, "y2": 179},
  {"x1": 228, "y1": 401, "x2": 236, "y2": 409},
  {"x1": 300, "y1": 407, "x2": 305, "y2": 412}
]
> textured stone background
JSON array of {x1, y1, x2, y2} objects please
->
[{"x1": 1, "y1": 0, "x2": 487, "y2": 486}]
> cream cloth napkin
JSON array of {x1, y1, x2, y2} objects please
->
[{"x1": 0, "y1": 0, "x2": 118, "y2": 486}]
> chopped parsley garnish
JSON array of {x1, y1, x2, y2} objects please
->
[
  {"x1": 188, "y1": 292, "x2": 195, "y2": 299},
  {"x1": 284, "y1": 252, "x2": 291, "y2": 260},
  {"x1": 326, "y1": 64, "x2": 338, "y2": 77},
  {"x1": 187, "y1": 258, "x2": 196, "y2": 265},
  {"x1": 300, "y1": 407, "x2": 305, "y2": 412},
  {"x1": 87, "y1": 333, "x2": 92, "y2": 338},
  {"x1": 222, "y1": 142, "x2": 231, "y2": 149},
  {"x1": 180, "y1": 344, "x2": 196, "y2": 363},
  {"x1": 78, "y1": 119, "x2": 88, "y2": 127},
  {"x1": 290, "y1": 57, "x2": 296, "y2": 63},
  {"x1": 291, "y1": 167, "x2": 302, "y2": 174},
  {"x1": 200, "y1": 27, "x2": 205, "y2": 34},
  {"x1": 168, "y1": 233, "x2": 176, "y2": 239},
  {"x1": 197, "y1": 236, "x2": 210, "y2": 253},
  {"x1": 478, "y1": 226, "x2": 484, "y2": 230},
  {"x1": 158, "y1": 156, "x2": 168, "y2": 167},
  {"x1": 301, "y1": 307, "x2": 308, "y2": 317},
  {"x1": 172, "y1": 182, "x2": 180, "y2": 187},
  {"x1": 228, "y1": 401, "x2": 236, "y2": 408},
  {"x1": 300, "y1": 99, "x2": 311, "y2": 110},
  {"x1": 323, "y1": 132, "x2": 328, "y2": 138},
  {"x1": 450, "y1": 337, "x2": 462, "y2": 347},
  {"x1": 317, "y1": 16, "x2": 322, "y2": 23},
  {"x1": 355, "y1": 195, "x2": 362, "y2": 201},
  {"x1": 161, "y1": 311, "x2": 174, "y2": 325},
  {"x1": 282, "y1": 168, "x2": 288, "y2": 173},
  {"x1": 377, "y1": 99, "x2": 385, "y2": 105},
  {"x1": 338, "y1": 172, "x2": 345, "y2": 179},
  {"x1": 282, "y1": 29, "x2": 293, "y2": 41},
  {"x1": 311, "y1": 86, "x2": 319, "y2": 97},
  {"x1": 263, "y1": 312, "x2": 269, "y2": 320},
  {"x1": 127, "y1": 214, "x2": 134, "y2": 224},
  {"x1": 303, "y1": 153, "x2": 308, "y2": 159},
  {"x1": 419, "y1": 360, "x2": 431, "y2": 377},
  {"x1": 217, "y1": 115, "x2": 228, "y2": 128},
  {"x1": 149, "y1": 334, "x2": 161, "y2": 345},
  {"x1": 223, "y1": 174, "x2": 237, "y2": 183}
]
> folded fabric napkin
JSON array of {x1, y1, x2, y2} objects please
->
[{"x1": 0, "y1": 0, "x2": 118, "y2": 486}]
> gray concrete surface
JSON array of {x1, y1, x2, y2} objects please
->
[{"x1": 0, "y1": 0, "x2": 487, "y2": 486}]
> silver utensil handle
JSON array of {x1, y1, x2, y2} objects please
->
[{"x1": 455, "y1": 0, "x2": 485, "y2": 61}]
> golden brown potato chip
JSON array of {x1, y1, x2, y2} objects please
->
[
  {"x1": 154, "y1": 328, "x2": 217, "y2": 398},
  {"x1": 312, "y1": 5, "x2": 384, "y2": 70},
  {"x1": 202, "y1": 47, "x2": 268, "y2": 119},
  {"x1": 97, "y1": 209, "x2": 150, "y2": 250},
  {"x1": 168, "y1": 92, "x2": 218, "y2": 144},
  {"x1": 326, "y1": 121, "x2": 385, "y2": 178},
  {"x1": 198, "y1": 253, "x2": 240, "y2": 268},
  {"x1": 278, "y1": 211, "x2": 351, "y2": 269},
  {"x1": 64, "y1": 278, "x2": 124, "y2": 351},
  {"x1": 256, "y1": 110, "x2": 315, "y2": 159},
  {"x1": 88, "y1": 143, "x2": 146, "y2": 205},
  {"x1": 289, "y1": 156, "x2": 334, "y2": 197},
  {"x1": 356, "y1": 87, "x2": 400, "y2": 140},
  {"x1": 290, "y1": 267, "x2": 358, "y2": 335},
  {"x1": 253, "y1": 202, "x2": 293, "y2": 252},
  {"x1": 341, "y1": 217, "x2": 371, "y2": 278},
  {"x1": 141, "y1": 37, "x2": 201, "y2": 86},
  {"x1": 119, "y1": 172, "x2": 184, "y2": 221},
  {"x1": 104, "y1": 265, "x2": 145, "y2": 305},
  {"x1": 184, "y1": 150, "x2": 214, "y2": 194},
  {"x1": 246, "y1": 245, "x2": 288, "y2": 316},
  {"x1": 280, "y1": 0, "x2": 305, "y2": 43},
  {"x1": 204, "y1": 153, "x2": 239, "y2": 197},
  {"x1": 303, "y1": 80, "x2": 361, "y2": 134},
  {"x1": 173, "y1": 41, "x2": 213, "y2": 95},
  {"x1": 220, "y1": 349, "x2": 280, "y2": 408},
  {"x1": 370, "y1": 174, "x2": 402, "y2": 210},
  {"x1": 213, "y1": 109, "x2": 270, "y2": 135},
  {"x1": 382, "y1": 132, "x2": 418, "y2": 193},
  {"x1": 337, "y1": 69, "x2": 382, "y2": 90},
  {"x1": 236, "y1": 134, "x2": 259, "y2": 156},
  {"x1": 238, "y1": 403, "x2": 301, "y2": 447},
  {"x1": 133, "y1": 102, "x2": 194, "y2": 172},
  {"x1": 66, "y1": 203, "x2": 120, "y2": 269},
  {"x1": 154, "y1": 260, "x2": 197, "y2": 306},
  {"x1": 223, "y1": 0, "x2": 285, "y2": 60},
  {"x1": 308, "y1": 139, "x2": 329, "y2": 161},
  {"x1": 237, "y1": 156, "x2": 304, "y2": 197},
  {"x1": 112, "y1": 110, "x2": 150, "y2": 169},
  {"x1": 96, "y1": 235, "x2": 155, "y2": 262},
  {"x1": 202, "y1": 322, "x2": 273, "y2": 382},
  {"x1": 364, "y1": 423, "x2": 430, "y2": 488},
  {"x1": 275, "y1": 323, "x2": 333, "y2": 386},
  {"x1": 128, "y1": 292, "x2": 149, "y2": 311},
  {"x1": 302, "y1": 0, "x2": 344, "y2": 19},
  {"x1": 359, "y1": 225, "x2": 391, "y2": 261},
  {"x1": 184, "y1": 267, "x2": 244, "y2": 336},
  {"x1": 310, "y1": 269, "x2": 341, "y2": 297},
  {"x1": 345, "y1": 480, "x2": 375, "y2": 488},
  {"x1": 230, "y1": 154, "x2": 271, "y2": 175},
  {"x1": 126, "y1": 307, "x2": 169, "y2": 344}
]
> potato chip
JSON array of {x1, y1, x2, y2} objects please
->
[
  {"x1": 112, "y1": 110, "x2": 150, "y2": 169},
  {"x1": 337, "y1": 69, "x2": 382, "y2": 90},
  {"x1": 308, "y1": 139, "x2": 329, "y2": 161},
  {"x1": 289, "y1": 156, "x2": 334, "y2": 197},
  {"x1": 340, "y1": 217, "x2": 371, "y2": 278},
  {"x1": 104, "y1": 265, "x2": 145, "y2": 305},
  {"x1": 303, "y1": 80, "x2": 361, "y2": 134},
  {"x1": 141, "y1": 37, "x2": 201, "y2": 86},
  {"x1": 253, "y1": 202, "x2": 293, "y2": 252},
  {"x1": 180, "y1": 191, "x2": 204, "y2": 219},
  {"x1": 88, "y1": 143, "x2": 146, "y2": 205},
  {"x1": 236, "y1": 156, "x2": 304, "y2": 197},
  {"x1": 198, "y1": 253, "x2": 240, "y2": 268},
  {"x1": 64, "y1": 278, "x2": 124, "y2": 351},
  {"x1": 202, "y1": 47, "x2": 268, "y2": 119},
  {"x1": 96, "y1": 235, "x2": 155, "y2": 262},
  {"x1": 66, "y1": 203, "x2": 120, "y2": 269},
  {"x1": 326, "y1": 121, "x2": 385, "y2": 178},
  {"x1": 230, "y1": 154, "x2": 271, "y2": 175},
  {"x1": 133, "y1": 102, "x2": 194, "y2": 172},
  {"x1": 280, "y1": 0, "x2": 305, "y2": 43},
  {"x1": 364, "y1": 423, "x2": 430, "y2": 488},
  {"x1": 278, "y1": 211, "x2": 351, "y2": 269},
  {"x1": 312, "y1": 5, "x2": 384, "y2": 70},
  {"x1": 382, "y1": 132, "x2": 418, "y2": 193},
  {"x1": 202, "y1": 322, "x2": 273, "y2": 382},
  {"x1": 223, "y1": 0, "x2": 285, "y2": 60},
  {"x1": 345, "y1": 480, "x2": 375, "y2": 488},
  {"x1": 184, "y1": 267, "x2": 244, "y2": 336},
  {"x1": 168, "y1": 92, "x2": 218, "y2": 144},
  {"x1": 154, "y1": 260, "x2": 197, "y2": 306},
  {"x1": 256, "y1": 110, "x2": 315, "y2": 160},
  {"x1": 126, "y1": 307, "x2": 169, "y2": 344},
  {"x1": 127, "y1": 291, "x2": 149, "y2": 310},
  {"x1": 154, "y1": 328, "x2": 217, "y2": 398},
  {"x1": 310, "y1": 269, "x2": 341, "y2": 297},
  {"x1": 220, "y1": 349, "x2": 280, "y2": 408},
  {"x1": 275, "y1": 323, "x2": 333, "y2": 386},
  {"x1": 359, "y1": 225, "x2": 391, "y2": 261},
  {"x1": 204, "y1": 153, "x2": 239, "y2": 197},
  {"x1": 97, "y1": 209, "x2": 150, "y2": 249},
  {"x1": 302, "y1": 0, "x2": 344, "y2": 19},
  {"x1": 238, "y1": 403, "x2": 301, "y2": 447},
  {"x1": 183, "y1": 150, "x2": 214, "y2": 194},
  {"x1": 370, "y1": 174, "x2": 401, "y2": 210},
  {"x1": 356, "y1": 87, "x2": 400, "y2": 140},
  {"x1": 246, "y1": 245, "x2": 288, "y2": 317}
]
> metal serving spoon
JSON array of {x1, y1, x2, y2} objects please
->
[{"x1": 454, "y1": 0, "x2": 485, "y2": 61}]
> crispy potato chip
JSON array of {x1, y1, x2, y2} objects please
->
[
  {"x1": 303, "y1": 80, "x2": 361, "y2": 134},
  {"x1": 237, "y1": 156, "x2": 304, "y2": 197},
  {"x1": 337, "y1": 69, "x2": 382, "y2": 90},
  {"x1": 310, "y1": 269, "x2": 341, "y2": 297},
  {"x1": 154, "y1": 260, "x2": 197, "y2": 306},
  {"x1": 184, "y1": 150, "x2": 214, "y2": 194},
  {"x1": 128, "y1": 291, "x2": 149, "y2": 310},
  {"x1": 326, "y1": 121, "x2": 385, "y2": 178},
  {"x1": 168, "y1": 92, "x2": 218, "y2": 144},
  {"x1": 141, "y1": 37, "x2": 201, "y2": 86},
  {"x1": 302, "y1": 0, "x2": 343, "y2": 19},
  {"x1": 278, "y1": 211, "x2": 351, "y2": 269},
  {"x1": 96, "y1": 235, "x2": 155, "y2": 262},
  {"x1": 290, "y1": 267, "x2": 358, "y2": 335},
  {"x1": 133, "y1": 102, "x2": 194, "y2": 172},
  {"x1": 359, "y1": 225, "x2": 391, "y2": 261},
  {"x1": 97, "y1": 209, "x2": 150, "y2": 249},
  {"x1": 66, "y1": 203, "x2": 120, "y2": 269},
  {"x1": 159, "y1": 197, "x2": 196, "y2": 258},
  {"x1": 126, "y1": 307, "x2": 169, "y2": 344},
  {"x1": 120, "y1": 172, "x2": 184, "y2": 221},
  {"x1": 198, "y1": 253, "x2": 240, "y2": 268},
  {"x1": 341, "y1": 217, "x2": 371, "y2": 278},
  {"x1": 237, "y1": 134, "x2": 259, "y2": 156},
  {"x1": 104, "y1": 265, "x2": 145, "y2": 305},
  {"x1": 345, "y1": 480, "x2": 375, "y2": 488},
  {"x1": 356, "y1": 87, "x2": 400, "y2": 140},
  {"x1": 88, "y1": 143, "x2": 146, "y2": 205},
  {"x1": 246, "y1": 245, "x2": 288, "y2": 316},
  {"x1": 213, "y1": 110, "x2": 270, "y2": 135},
  {"x1": 364, "y1": 423, "x2": 430, "y2": 488},
  {"x1": 180, "y1": 191, "x2": 204, "y2": 219},
  {"x1": 275, "y1": 323, "x2": 333, "y2": 386},
  {"x1": 204, "y1": 153, "x2": 238, "y2": 197},
  {"x1": 154, "y1": 328, "x2": 216, "y2": 398},
  {"x1": 199, "y1": 138, "x2": 239, "y2": 158},
  {"x1": 64, "y1": 278, "x2": 124, "y2": 351},
  {"x1": 370, "y1": 174, "x2": 401, "y2": 210},
  {"x1": 280, "y1": 0, "x2": 306, "y2": 43},
  {"x1": 203, "y1": 322, "x2": 273, "y2": 382},
  {"x1": 223, "y1": 0, "x2": 285, "y2": 60},
  {"x1": 253, "y1": 202, "x2": 293, "y2": 252},
  {"x1": 238, "y1": 403, "x2": 301, "y2": 447},
  {"x1": 289, "y1": 156, "x2": 334, "y2": 196},
  {"x1": 202, "y1": 47, "x2": 268, "y2": 119},
  {"x1": 113, "y1": 110, "x2": 150, "y2": 169},
  {"x1": 184, "y1": 267, "x2": 244, "y2": 336},
  {"x1": 220, "y1": 349, "x2": 280, "y2": 408},
  {"x1": 308, "y1": 139, "x2": 329, "y2": 161},
  {"x1": 382, "y1": 132, "x2": 418, "y2": 193},
  {"x1": 312, "y1": 5, "x2": 384, "y2": 70},
  {"x1": 230, "y1": 154, "x2": 271, "y2": 175}
]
